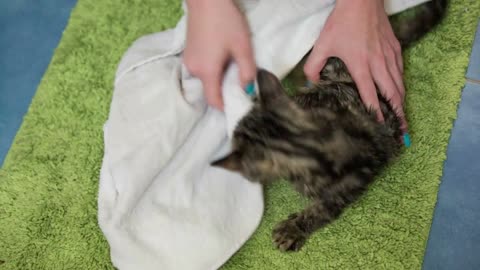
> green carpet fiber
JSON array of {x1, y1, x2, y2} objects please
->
[{"x1": 0, "y1": 0, "x2": 479, "y2": 269}]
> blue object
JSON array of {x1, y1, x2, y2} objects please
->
[
  {"x1": 403, "y1": 133, "x2": 411, "y2": 147},
  {"x1": 466, "y1": 21, "x2": 480, "y2": 82},
  {"x1": 423, "y1": 21, "x2": 480, "y2": 270},
  {"x1": 0, "y1": 0, "x2": 78, "y2": 166},
  {"x1": 422, "y1": 81, "x2": 480, "y2": 270},
  {"x1": 245, "y1": 82, "x2": 255, "y2": 96}
]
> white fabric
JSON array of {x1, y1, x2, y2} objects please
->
[{"x1": 97, "y1": 0, "x2": 430, "y2": 269}]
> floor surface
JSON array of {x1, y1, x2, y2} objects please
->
[
  {"x1": 422, "y1": 21, "x2": 480, "y2": 270},
  {"x1": 0, "y1": 0, "x2": 78, "y2": 165},
  {"x1": 0, "y1": 1, "x2": 479, "y2": 269}
]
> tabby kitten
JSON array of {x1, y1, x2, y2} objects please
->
[{"x1": 212, "y1": 0, "x2": 448, "y2": 252}]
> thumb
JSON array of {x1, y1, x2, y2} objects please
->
[
  {"x1": 232, "y1": 40, "x2": 257, "y2": 88},
  {"x1": 201, "y1": 69, "x2": 224, "y2": 111},
  {"x1": 303, "y1": 44, "x2": 329, "y2": 82}
]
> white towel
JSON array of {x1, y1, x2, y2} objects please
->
[{"x1": 97, "y1": 1, "x2": 430, "y2": 269}]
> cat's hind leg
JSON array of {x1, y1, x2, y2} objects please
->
[
  {"x1": 272, "y1": 174, "x2": 368, "y2": 251},
  {"x1": 272, "y1": 201, "x2": 330, "y2": 252}
]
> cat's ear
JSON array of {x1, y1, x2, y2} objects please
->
[
  {"x1": 256, "y1": 69, "x2": 289, "y2": 107},
  {"x1": 211, "y1": 151, "x2": 243, "y2": 173}
]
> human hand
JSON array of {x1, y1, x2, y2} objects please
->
[
  {"x1": 183, "y1": 0, "x2": 256, "y2": 110},
  {"x1": 303, "y1": 0, "x2": 408, "y2": 133}
]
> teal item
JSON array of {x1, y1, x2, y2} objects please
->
[{"x1": 245, "y1": 82, "x2": 255, "y2": 96}]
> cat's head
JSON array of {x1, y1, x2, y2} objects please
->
[{"x1": 211, "y1": 69, "x2": 318, "y2": 182}]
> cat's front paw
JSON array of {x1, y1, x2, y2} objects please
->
[{"x1": 272, "y1": 217, "x2": 307, "y2": 252}]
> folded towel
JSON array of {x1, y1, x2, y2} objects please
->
[{"x1": 97, "y1": 0, "x2": 430, "y2": 269}]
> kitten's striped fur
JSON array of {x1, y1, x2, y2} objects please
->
[{"x1": 212, "y1": 0, "x2": 448, "y2": 252}]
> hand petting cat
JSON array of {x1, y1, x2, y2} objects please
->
[
  {"x1": 183, "y1": 0, "x2": 408, "y2": 133},
  {"x1": 304, "y1": 0, "x2": 408, "y2": 133}
]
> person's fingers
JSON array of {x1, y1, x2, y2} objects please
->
[
  {"x1": 201, "y1": 67, "x2": 225, "y2": 111},
  {"x1": 396, "y1": 106, "x2": 408, "y2": 134},
  {"x1": 371, "y1": 56, "x2": 402, "y2": 106},
  {"x1": 386, "y1": 30, "x2": 404, "y2": 73},
  {"x1": 382, "y1": 19, "x2": 404, "y2": 74},
  {"x1": 392, "y1": 39, "x2": 404, "y2": 73},
  {"x1": 231, "y1": 39, "x2": 257, "y2": 87},
  {"x1": 183, "y1": 52, "x2": 200, "y2": 77},
  {"x1": 369, "y1": 51, "x2": 408, "y2": 130},
  {"x1": 381, "y1": 29, "x2": 409, "y2": 134},
  {"x1": 347, "y1": 59, "x2": 384, "y2": 122},
  {"x1": 383, "y1": 43, "x2": 406, "y2": 102},
  {"x1": 303, "y1": 42, "x2": 330, "y2": 82}
]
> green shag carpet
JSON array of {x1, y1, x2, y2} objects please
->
[{"x1": 0, "y1": 1, "x2": 479, "y2": 269}]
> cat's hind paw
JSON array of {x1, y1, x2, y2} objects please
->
[{"x1": 272, "y1": 218, "x2": 307, "y2": 252}]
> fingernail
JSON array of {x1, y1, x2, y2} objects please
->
[
  {"x1": 403, "y1": 133, "x2": 411, "y2": 148},
  {"x1": 245, "y1": 82, "x2": 255, "y2": 96}
]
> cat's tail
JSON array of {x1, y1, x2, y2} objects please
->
[{"x1": 393, "y1": 0, "x2": 449, "y2": 48}]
